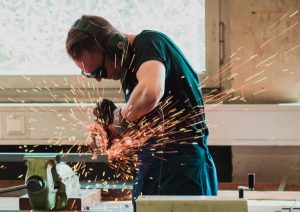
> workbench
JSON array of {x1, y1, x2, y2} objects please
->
[{"x1": 0, "y1": 190, "x2": 299, "y2": 211}]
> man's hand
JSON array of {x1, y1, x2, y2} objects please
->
[
  {"x1": 93, "y1": 98, "x2": 136, "y2": 140},
  {"x1": 86, "y1": 122, "x2": 109, "y2": 159},
  {"x1": 93, "y1": 99, "x2": 117, "y2": 127},
  {"x1": 111, "y1": 108, "x2": 135, "y2": 138}
]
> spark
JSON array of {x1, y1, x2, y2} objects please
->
[
  {"x1": 289, "y1": 10, "x2": 299, "y2": 18},
  {"x1": 278, "y1": 22, "x2": 298, "y2": 36},
  {"x1": 8, "y1": 98, "x2": 17, "y2": 102},
  {"x1": 240, "y1": 97, "x2": 247, "y2": 103},
  {"x1": 128, "y1": 54, "x2": 136, "y2": 70},
  {"x1": 255, "y1": 53, "x2": 278, "y2": 68},
  {"x1": 259, "y1": 39, "x2": 272, "y2": 48},
  {"x1": 281, "y1": 68, "x2": 289, "y2": 72},
  {"x1": 252, "y1": 88, "x2": 266, "y2": 96},
  {"x1": 249, "y1": 54, "x2": 258, "y2": 59},
  {"x1": 227, "y1": 73, "x2": 238, "y2": 80},
  {"x1": 265, "y1": 60, "x2": 277, "y2": 67},
  {"x1": 268, "y1": 13, "x2": 289, "y2": 30},
  {"x1": 254, "y1": 76, "x2": 268, "y2": 84},
  {"x1": 22, "y1": 75, "x2": 31, "y2": 81},
  {"x1": 230, "y1": 52, "x2": 236, "y2": 58},
  {"x1": 85, "y1": 97, "x2": 212, "y2": 180},
  {"x1": 284, "y1": 43, "x2": 300, "y2": 55},
  {"x1": 236, "y1": 46, "x2": 243, "y2": 52},
  {"x1": 228, "y1": 96, "x2": 240, "y2": 102}
]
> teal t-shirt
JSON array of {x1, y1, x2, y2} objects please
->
[
  {"x1": 121, "y1": 30, "x2": 208, "y2": 144},
  {"x1": 123, "y1": 30, "x2": 218, "y2": 198}
]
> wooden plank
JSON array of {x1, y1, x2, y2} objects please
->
[
  {"x1": 218, "y1": 182, "x2": 300, "y2": 191},
  {"x1": 219, "y1": 190, "x2": 300, "y2": 200},
  {"x1": 136, "y1": 196, "x2": 248, "y2": 212}
]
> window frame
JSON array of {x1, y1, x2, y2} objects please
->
[{"x1": 0, "y1": 0, "x2": 220, "y2": 103}]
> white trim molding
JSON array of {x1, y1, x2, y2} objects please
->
[{"x1": 0, "y1": 103, "x2": 299, "y2": 146}]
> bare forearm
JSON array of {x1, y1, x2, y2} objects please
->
[
  {"x1": 121, "y1": 84, "x2": 161, "y2": 122},
  {"x1": 121, "y1": 60, "x2": 166, "y2": 122}
]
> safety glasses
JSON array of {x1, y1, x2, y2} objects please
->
[
  {"x1": 81, "y1": 67, "x2": 106, "y2": 78},
  {"x1": 81, "y1": 53, "x2": 107, "y2": 79}
]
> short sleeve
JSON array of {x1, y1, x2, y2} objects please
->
[{"x1": 132, "y1": 32, "x2": 169, "y2": 76}]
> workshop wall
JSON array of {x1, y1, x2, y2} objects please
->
[
  {"x1": 221, "y1": 0, "x2": 300, "y2": 103},
  {"x1": 219, "y1": 0, "x2": 300, "y2": 185},
  {"x1": 232, "y1": 146, "x2": 300, "y2": 184}
]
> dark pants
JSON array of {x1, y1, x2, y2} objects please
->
[{"x1": 132, "y1": 142, "x2": 218, "y2": 211}]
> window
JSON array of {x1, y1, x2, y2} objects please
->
[{"x1": 0, "y1": 0, "x2": 205, "y2": 75}]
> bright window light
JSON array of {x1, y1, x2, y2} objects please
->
[{"x1": 0, "y1": 0, "x2": 205, "y2": 75}]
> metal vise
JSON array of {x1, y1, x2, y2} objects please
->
[
  {"x1": 0, "y1": 152, "x2": 107, "y2": 210},
  {"x1": 24, "y1": 155, "x2": 80, "y2": 210}
]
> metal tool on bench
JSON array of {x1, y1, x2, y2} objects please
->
[
  {"x1": 238, "y1": 173, "x2": 255, "y2": 199},
  {"x1": 0, "y1": 153, "x2": 108, "y2": 210}
]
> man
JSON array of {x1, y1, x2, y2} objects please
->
[{"x1": 66, "y1": 15, "x2": 218, "y2": 210}]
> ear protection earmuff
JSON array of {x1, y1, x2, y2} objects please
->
[{"x1": 71, "y1": 18, "x2": 129, "y2": 61}]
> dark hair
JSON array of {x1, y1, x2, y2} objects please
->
[{"x1": 65, "y1": 15, "x2": 118, "y2": 60}]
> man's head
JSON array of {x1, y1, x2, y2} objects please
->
[{"x1": 66, "y1": 15, "x2": 130, "y2": 81}]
